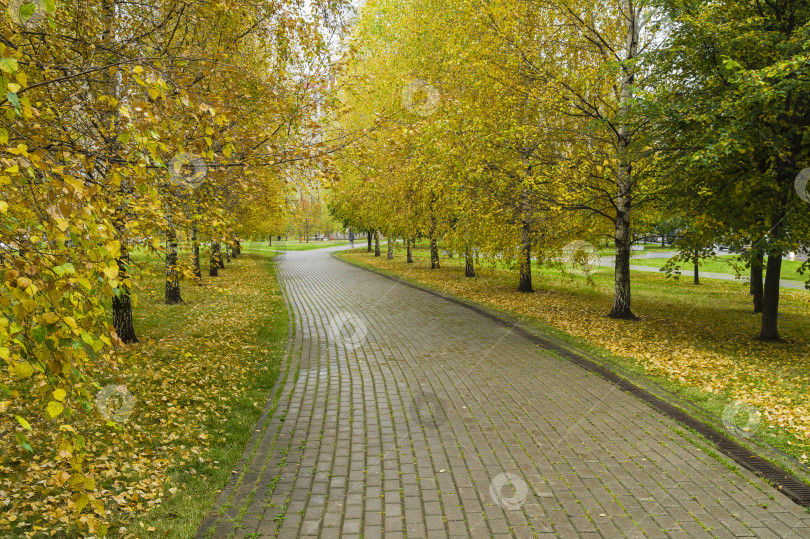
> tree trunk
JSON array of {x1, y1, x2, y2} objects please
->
[
  {"x1": 165, "y1": 227, "x2": 182, "y2": 304},
  {"x1": 759, "y1": 253, "x2": 782, "y2": 340},
  {"x1": 610, "y1": 214, "x2": 635, "y2": 318},
  {"x1": 102, "y1": 0, "x2": 137, "y2": 342},
  {"x1": 465, "y1": 244, "x2": 475, "y2": 277},
  {"x1": 518, "y1": 186, "x2": 533, "y2": 293},
  {"x1": 192, "y1": 224, "x2": 202, "y2": 283},
  {"x1": 210, "y1": 242, "x2": 221, "y2": 276},
  {"x1": 407, "y1": 238, "x2": 414, "y2": 263},
  {"x1": 268, "y1": 235, "x2": 272, "y2": 246},
  {"x1": 112, "y1": 239, "x2": 138, "y2": 343},
  {"x1": 693, "y1": 248, "x2": 700, "y2": 285},
  {"x1": 387, "y1": 236, "x2": 394, "y2": 259},
  {"x1": 608, "y1": 0, "x2": 638, "y2": 320},
  {"x1": 374, "y1": 231, "x2": 380, "y2": 257},
  {"x1": 232, "y1": 239, "x2": 240, "y2": 258},
  {"x1": 225, "y1": 243, "x2": 231, "y2": 263},
  {"x1": 430, "y1": 216, "x2": 440, "y2": 269},
  {"x1": 751, "y1": 250, "x2": 764, "y2": 313},
  {"x1": 367, "y1": 231, "x2": 372, "y2": 253}
]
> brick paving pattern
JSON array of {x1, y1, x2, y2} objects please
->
[{"x1": 198, "y1": 248, "x2": 810, "y2": 538}]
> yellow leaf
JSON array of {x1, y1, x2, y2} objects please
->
[
  {"x1": 64, "y1": 176, "x2": 85, "y2": 194},
  {"x1": 40, "y1": 311, "x2": 59, "y2": 325},
  {"x1": 53, "y1": 470, "x2": 70, "y2": 487},
  {"x1": 53, "y1": 388, "x2": 66, "y2": 402},
  {"x1": 13, "y1": 362, "x2": 34, "y2": 379},
  {"x1": 46, "y1": 401, "x2": 64, "y2": 419},
  {"x1": 0, "y1": 200, "x2": 7, "y2": 214},
  {"x1": 15, "y1": 415, "x2": 31, "y2": 430},
  {"x1": 73, "y1": 492, "x2": 90, "y2": 515},
  {"x1": 91, "y1": 498, "x2": 105, "y2": 516},
  {"x1": 105, "y1": 241, "x2": 121, "y2": 258},
  {"x1": 103, "y1": 264, "x2": 119, "y2": 280}
]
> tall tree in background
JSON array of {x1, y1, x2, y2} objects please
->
[{"x1": 652, "y1": 0, "x2": 810, "y2": 339}]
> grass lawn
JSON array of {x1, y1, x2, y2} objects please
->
[
  {"x1": 598, "y1": 242, "x2": 678, "y2": 256},
  {"x1": 243, "y1": 240, "x2": 348, "y2": 252},
  {"x1": 338, "y1": 245, "x2": 810, "y2": 476},
  {"x1": 628, "y1": 254, "x2": 807, "y2": 282},
  {"x1": 0, "y1": 250, "x2": 288, "y2": 537}
]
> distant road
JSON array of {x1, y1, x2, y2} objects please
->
[{"x1": 598, "y1": 255, "x2": 807, "y2": 291}]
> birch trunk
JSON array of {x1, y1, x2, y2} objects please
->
[
  {"x1": 192, "y1": 224, "x2": 202, "y2": 283},
  {"x1": 210, "y1": 241, "x2": 221, "y2": 276},
  {"x1": 464, "y1": 244, "x2": 475, "y2": 278},
  {"x1": 518, "y1": 185, "x2": 533, "y2": 293},
  {"x1": 430, "y1": 215, "x2": 440, "y2": 269},
  {"x1": 165, "y1": 227, "x2": 182, "y2": 304},
  {"x1": 608, "y1": 0, "x2": 639, "y2": 320}
]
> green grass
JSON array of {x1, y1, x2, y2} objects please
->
[
  {"x1": 628, "y1": 254, "x2": 807, "y2": 282},
  {"x1": 597, "y1": 242, "x2": 678, "y2": 256},
  {"x1": 403, "y1": 239, "x2": 807, "y2": 283},
  {"x1": 243, "y1": 240, "x2": 349, "y2": 252},
  {"x1": 113, "y1": 251, "x2": 289, "y2": 537}
]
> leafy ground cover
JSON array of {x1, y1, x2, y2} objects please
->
[
  {"x1": 0, "y1": 252, "x2": 287, "y2": 537},
  {"x1": 339, "y1": 245, "x2": 810, "y2": 471}
]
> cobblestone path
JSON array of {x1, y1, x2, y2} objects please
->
[{"x1": 198, "y1": 248, "x2": 810, "y2": 538}]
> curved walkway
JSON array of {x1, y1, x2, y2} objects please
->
[{"x1": 198, "y1": 248, "x2": 810, "y2": 538}]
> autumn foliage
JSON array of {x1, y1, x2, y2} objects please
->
[{"x1": 0, "y1": 0, "x2": 347, "y2": 534}]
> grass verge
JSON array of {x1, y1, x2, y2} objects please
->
[
  {"x1": 127, "y1": 252, "x2": 288, "y2": 537},
  {"x1": 0, "y1": 251, "x2": 288, "y2": 537},
  {"x1": 243, "y1": 240, "x2": 348, "y2": 253}
]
